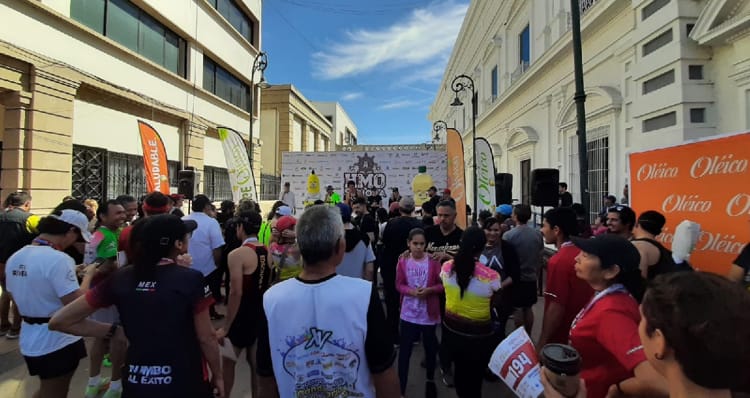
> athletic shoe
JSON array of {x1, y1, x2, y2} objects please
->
[
  {"x1": 441, "y1": 368, "x2": 454, "y2": 388},
  {"x1": 425, "y1": 380, "x2": 437, "y2": 398},
  {"x1": 5, "y1": 329, "x2": 19, "y2": 339},
  {"x1": 85, "y1": 377, "x2": 110, "y2": 398},
  {"x1": 103, "y1": 353, "x2": 112, "y2": 368},
  {"x1": 102, "y1": 388, "x2": 123, "y2": 398}
]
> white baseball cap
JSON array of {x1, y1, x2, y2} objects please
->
[
  {"x1": 276, "y1": 206, "x2": 292, "y2": 216},
  {"x1": 49, "y1": 209, "x2": 92, "y2": 242}
]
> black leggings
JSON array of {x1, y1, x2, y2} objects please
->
[
  {"x1": 441, "y1": 327, "x2": 494, "y2": 398},
  {"x1": 398, "y1": 320, "x2": 438, "y2": 393}
]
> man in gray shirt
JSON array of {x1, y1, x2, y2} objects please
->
[{"x1": 502, "y1": 204, "x2": 543, "y2": 335}]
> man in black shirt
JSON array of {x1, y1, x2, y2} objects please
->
[
  {"x1": 352, "y1": 197, "x2": 379, "y2": 244},
  {"x1": 424, "y1": 200, "x2": 463, "y2": 387},
  {"x1": 558, "y1": 182, "x2": 573, "y2": 207},
  {"x1": 380, "y1": 197, "x2": 422, "y2": 343}
]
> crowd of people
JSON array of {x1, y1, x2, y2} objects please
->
[{"x1": 0, "y1": 183, "x2": 748, "y2": 398}]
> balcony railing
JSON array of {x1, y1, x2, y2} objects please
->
[
  {"x1": 580, "y1": 0, "x2": 599, "y2": 15},
  {"x1": 510, "y1": 61, "x2": 530, "y2": 84}
]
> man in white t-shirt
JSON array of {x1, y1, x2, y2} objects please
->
[
  {"x1": 257, "y1": 205, "x2": 399, "y2": 398},
  {"x1": 5, "y1": 209, "x2": 97, "y2": 397},
  {"x1": 183, "y1": 195, "x2": 225, "y2": 319}
]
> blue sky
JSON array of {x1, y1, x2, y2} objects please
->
[{"x1": 261, "y1": 0, "x2": 469, "y2": 145}]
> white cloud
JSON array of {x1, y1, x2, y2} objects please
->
[
  {"x1": 341, "y1": 92, "x2": 363, "y2": 101},
  {"x1": 313, "y1": 1, "x2": 468, "y2": 80},
  {"x1": 378, "y1": 100, "x2": 421, "y2": 110}
]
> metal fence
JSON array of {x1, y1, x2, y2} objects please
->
[{"x1": 260, "y1": 174, "x2": 281, "y2": 201}]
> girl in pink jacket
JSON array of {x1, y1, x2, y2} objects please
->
[{"x1": 395, "y1": 228, "x2": 444, "y2": 398}]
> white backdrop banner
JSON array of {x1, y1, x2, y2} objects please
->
[
  {"x1": 474, "y1": 138, "x2": 496, "y2": 213},
  {"x1": 281, "y1": 151, "x2": 447, "y2": 213}
]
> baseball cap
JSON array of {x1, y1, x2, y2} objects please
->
[
  {"x1": 326, "y1": 185, "x2": 334, "y2": 191},
  {"x1": 443, "y1": 188, "x2": 451, "y2": 195},
  {"x1": 137, "y1": 214, "x2": 197, "y2": 247},
  {"x1": 336, "y1": 203, "x2": 352, "y2": 223},
  {"x1": 389, "y1": 201, "x2": 400, "y2": 213},
  {"x1": 496, "y1": 204, "x2": 513, "y2": 216},
  {"x1": 276, "y1": 215, "x2": 297, "y2": 232},
  {"x1": 571, "y1": 234, "x2": 641, "y2": 272},
  {"x1": 276, "y1": 206, "x2": 292, "y2": 216},
  {"x1": 49, "y1": 209, "x2": 93, "y2": 242},
  {"x1": 398, "y1": 196, "x2": 415, "y2": 213}
]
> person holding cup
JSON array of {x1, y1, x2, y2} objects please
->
[{"x1": 568, "y1": 234, "x2": 667, "y2": 398}]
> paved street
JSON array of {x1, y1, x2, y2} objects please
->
[{"x1": 0, "y1": 295, "x2": 544, "y2": 398}]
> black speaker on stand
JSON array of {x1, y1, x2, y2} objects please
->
[
  {"x1": 495, "y1": 173, "x2": 513, "y2": 205},
  {"x1": 530, "y1": 169, "x2": 559, "y2": 207}
]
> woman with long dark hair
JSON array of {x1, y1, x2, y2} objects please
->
[
  {"x1": 440, "y1": 226, "x2": 501, "y2": 397},
  {"x1": 568, "y1": 234, "x2": 666, "y2": 398},
  {"x1": 50, "y1": 214, "x2": 224, "y2": 397}
]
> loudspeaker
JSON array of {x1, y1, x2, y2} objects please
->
[
  {"x1": 531, "y1": 168, "x2": 559, "y2": 207},
  {"x1": 495, "y1": 173, "x2": 513, "y2": 205},
  {"x1": 178, "y1": 170, "x2": 196, "y2": 199}
]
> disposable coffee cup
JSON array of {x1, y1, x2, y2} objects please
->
[{"x1": 541, "y1": 344, "x2": 581, "y2": 398}]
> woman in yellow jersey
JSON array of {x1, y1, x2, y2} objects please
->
[{"x1": 440, "y1": 226, "x2": 501, "y2": 398}]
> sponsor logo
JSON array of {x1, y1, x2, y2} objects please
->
[
  {"x1": 636, "y1": 163, "x2": 679, "y2": 181},
  {"x1": 726, "y1": 193, "x2": 750, "y2": 217},
  {"x1": 661, "y1": 194, "x2": 712, "y2": 213},
  {"x1": 690, "y1": 154, "x2": 748, "y2": 179},
  {"x1": 343, "y1": 153, "x2": 386, "y2": 198}
]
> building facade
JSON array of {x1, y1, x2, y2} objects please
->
[
  {"x1": 0, "y1": 0, "x2": 263, "y2": 211},
  {"x1": 259, "y1": 84, "x2": 334, "y2": 200},
  {"x1": 311, "y1": 101, "x2": 358, "y2": 147},
  {"x1": 429, "y1": 0, "x2": 750, "y2": 219}
]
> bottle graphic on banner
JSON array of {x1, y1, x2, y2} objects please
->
[
  {"x1": 305, "y1": 169, "x2": 321, "y2": 206},
  {"x1": 412, "y1": 166, "x2": 434, "y2": 205}
]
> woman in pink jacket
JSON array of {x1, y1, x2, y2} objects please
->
[{"x1": 396, "y1": 228, "x2": 444, "y2": 398}]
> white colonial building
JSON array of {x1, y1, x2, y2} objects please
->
[
  {"x1": 429, "y1": 0, "x2": 750, "y2": 218},
  {"x1": 0, "y1": 0, "x2": 263, "y2": 210}
]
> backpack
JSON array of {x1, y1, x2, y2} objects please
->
[{"x1": 0, "y1": 209, "x2": 35, "y2": 263}]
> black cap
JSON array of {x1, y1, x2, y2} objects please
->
[
  {"x1": 136, "y1": 214, "x2": 197, "y2": 248},
  {"x1": 571, "y1": 234, "x2": 640, "y2": 272}
]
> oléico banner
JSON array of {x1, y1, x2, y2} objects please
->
[
  {"x1": 137, "y1": 121, "x2": 170, "y2": 194},
  {"x1": 446, "y1": 128, "x2": 467, "y2": 229},
  {"x1": 218, "y1": 127, "x2": 257, "y2": 202},
  {"x1": 474, "y1": 137, "x2": 496, "y2": 214},
  {"x1": 629, "y1": 132, "x2": 750, "y2": 275}
]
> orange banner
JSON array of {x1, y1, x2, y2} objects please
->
[
  {"x1": 137, "y1": 120, "x2": 170, "y2": 194},
  {"x1": 446, "y1": 128, "x2": 467, "y2": 229},
  {"x1": 629, "y1": 132, "x2": 750, "y2": 275}
]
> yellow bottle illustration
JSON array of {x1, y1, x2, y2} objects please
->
[
  {"x1": 412, "y1": 166, "x2": 434, "y2": 205},
  {"x1": 305, "y1": 169, "x2": 321, "y2": 206}
]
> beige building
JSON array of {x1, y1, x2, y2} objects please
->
[
  {"x1": 0, "y1": 0, "x2": 263, "y2": 211},
  {"x1": 311, "y1": 101, "x2": 359, "y2": 147},
  {"x1": 259, "y1": 84, "x2": 333, "y2": 199},
  {"x1": 429, "y1": 0, "x2": 750, "y2": 219}
]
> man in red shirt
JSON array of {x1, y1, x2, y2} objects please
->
[{"x1": 538, "y1": 207, "x2": 593, "y2": 349}]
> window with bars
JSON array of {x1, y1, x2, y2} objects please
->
[
  {"x1": 568, "y1": 129, "x2": 609, "y2": 223},
  {"x1": 203, "y1": 166, "x2": 233, "y2": 202},
  {"x1": 72, "y1": 145, "x2": 179, "y2": 201}
]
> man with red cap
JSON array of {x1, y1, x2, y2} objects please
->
[
  {"x1": 118, "y1": 192, "x2": 172, "y2": 264},
  {"x1": 441, "y1": 189, "x2": 456, "y2": 205}
]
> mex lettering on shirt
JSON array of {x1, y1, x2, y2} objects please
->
[
  {"x1": 128, "y1": 364, "x2": 173, "y2": 385},
  {"x1": 135, "y1": 281, "x2": 157, "y2": 292}
]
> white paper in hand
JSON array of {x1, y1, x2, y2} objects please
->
[{"x1": 488, "y1": 327, "x2": 544, "y2": 398}]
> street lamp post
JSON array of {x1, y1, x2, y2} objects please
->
[
  {"x1": 570, "y1": 0, "x2": 590, "y2": 218},
  {"x1": 450, "y1": 74, "x2": 477, "y2": 225},
  {"x1": 248, "y1": 51, "x2": 269, "y2": 165},
  {"x1": 432, "y1": 120, "x2": 447, "y2": 143}
]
